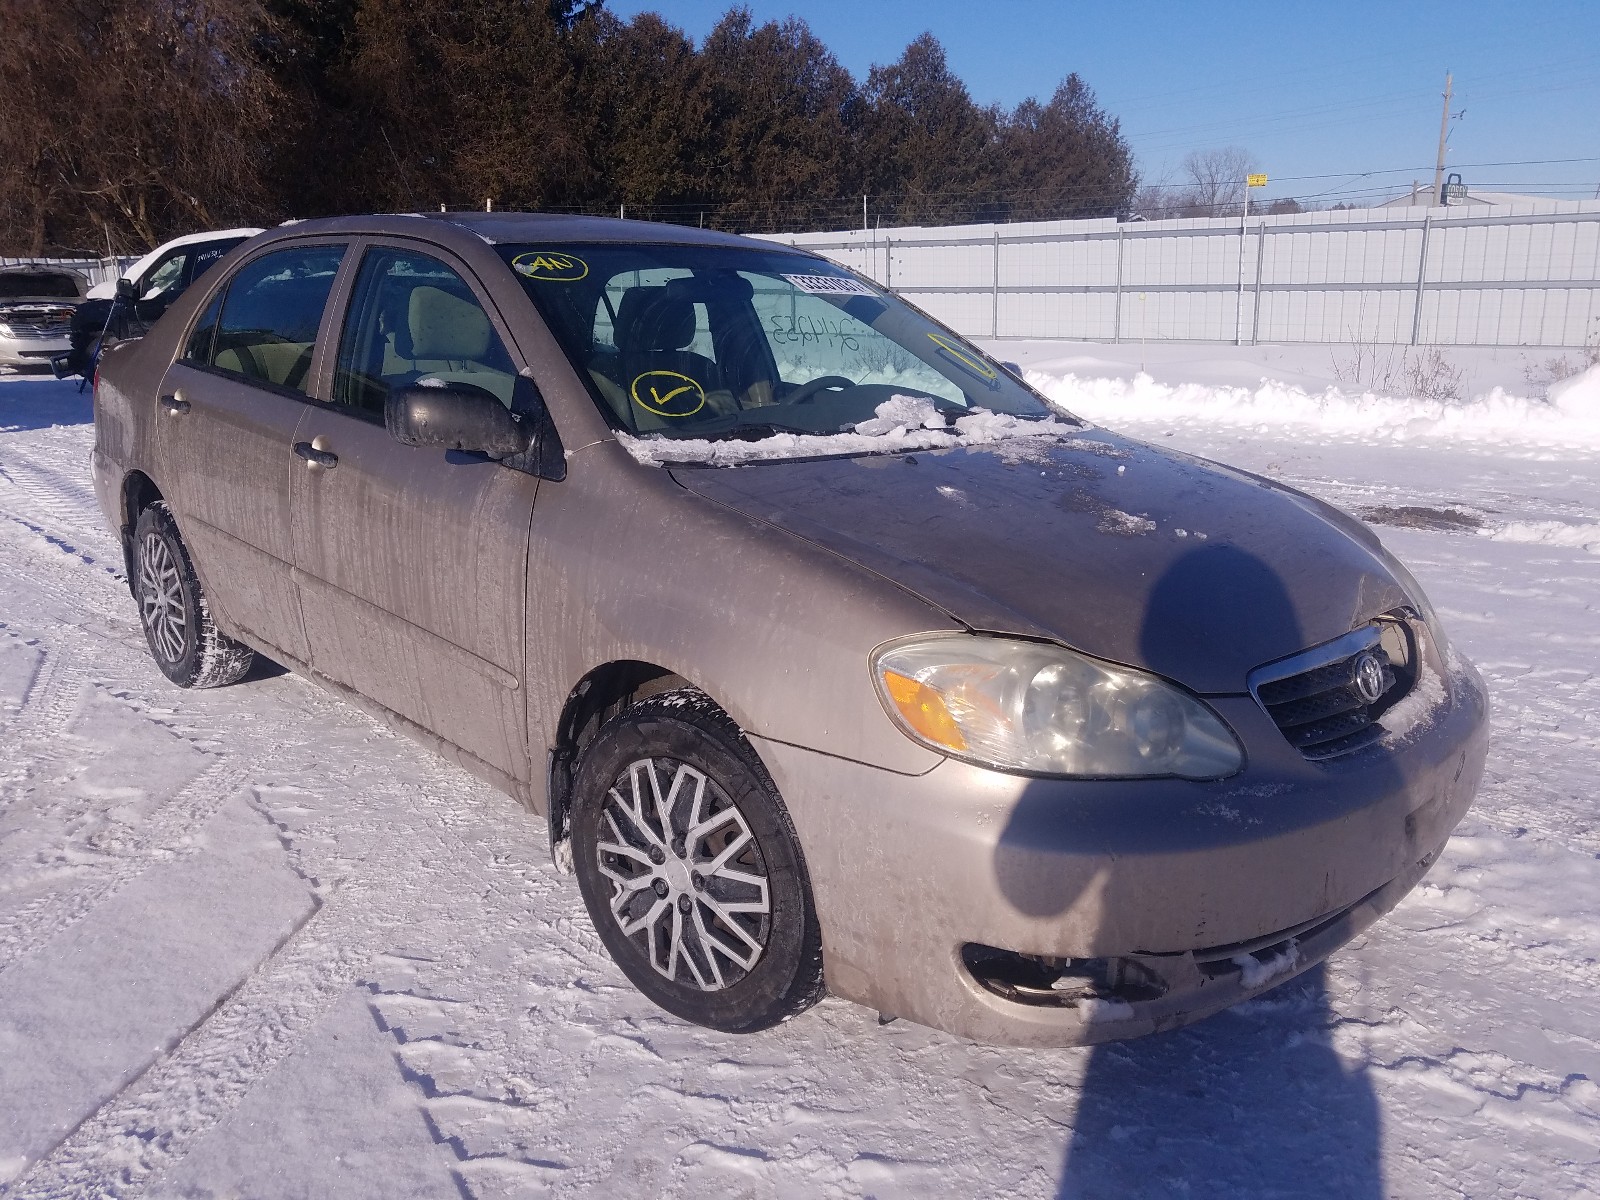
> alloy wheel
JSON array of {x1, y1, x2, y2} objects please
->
[
  {"x1": 595, "y1": 756, "x2": 771, "y2": 991},
  {"x1": 139, "y1": 531, "x2": 188, "y2": 663}
]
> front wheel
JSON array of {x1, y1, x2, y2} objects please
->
[
  {"x1": 570, "y1": 688, "x2": 824, "y2": 1033},
  {"x1": 134, "y1": 501, "x2": 254, "y2": 689}
]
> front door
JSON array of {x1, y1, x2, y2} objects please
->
[
  {"x1": 290, "y1": 243, "x2": 538, "y2": 781},
  {"x1": 154, "y1": 242, "x2": 348, "y2": 663}
]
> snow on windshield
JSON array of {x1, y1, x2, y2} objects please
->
[{"x1": 616, "y1": 395, "x2": 1091, "y2": 467}]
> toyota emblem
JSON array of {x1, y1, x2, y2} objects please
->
[{"x1": 1353, "y1": 652, "x2": 1387, "y2": 704}]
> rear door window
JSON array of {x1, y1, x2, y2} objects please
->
[{"x1": 189, "y1": 245, "x2": 345, "y2": 394}]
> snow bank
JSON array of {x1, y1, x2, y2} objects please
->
[
  {"x1": 1547, "y1": 363, "x2": 1600, "y2": 420},
  {"x1": 1027, "y1": 368, "x2": 1600, "y2": 452},
  {"x1": 1482, "y1": 519, "x2": 1600, "y2": 555},
  {"x1": 617, "y1": 396, "x2": 1086, "y2": 466}
]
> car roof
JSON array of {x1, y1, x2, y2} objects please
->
[
  {"x1": 275, "y1": 211, "x2": 818, "y2": 256},
  {"x1": 424, "y1": 212, "x2": 779, "y2": 249}
]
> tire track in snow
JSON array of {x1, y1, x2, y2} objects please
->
[
  {"x1": 0, "y1": 757, "x2": 268, "y2": 979},
  {"x1": 0, "y1": 643, "x2": 90, "y2": 816},
  {"x1": 0, "y1": 474, "x2": 563, "y2": 1195},
  {"x1": 0, "y1": 439, "x2": 117, "y2": 549},
  {"x1": 3, "y1": 758, "x2": 555, "y2": 1198}
]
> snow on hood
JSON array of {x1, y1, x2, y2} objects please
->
[{"x1": 617, "y1": 396, "x2": 1091, "y2": 467}]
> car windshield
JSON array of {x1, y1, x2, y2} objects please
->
[
  {"x1": 0, "y1": 272, "x2": 83, "y2": 300},
  {"x1": 499, "y1": 242, "x2": 1059, "y2": 446}
]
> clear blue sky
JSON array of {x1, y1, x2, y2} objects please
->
[{"x1": 604, "y1": 0, "x2": 1600, "y2": 206}]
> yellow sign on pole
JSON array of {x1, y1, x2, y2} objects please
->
[{"x1": 1246, "y1": 173, "x2": 1269, "y2": 188}]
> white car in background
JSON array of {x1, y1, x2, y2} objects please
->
[{"x1": 0, "y1": 266, "x2": 89, "y2": 371}]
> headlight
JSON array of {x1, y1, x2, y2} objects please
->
[
  {"x1": 873, "y1": 634, "x2": 1242, "y2": 779},
  {"x1": 0, "y1": 324, "x2": 13, "y2": 337}
]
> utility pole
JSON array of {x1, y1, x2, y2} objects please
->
[{"x1": 1432, "y1": 71, "x2": 1454, "y2": 202}]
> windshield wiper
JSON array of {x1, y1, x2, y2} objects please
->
[{"x1": 688, "y1": 421, "x2": 817, "y2": 442}]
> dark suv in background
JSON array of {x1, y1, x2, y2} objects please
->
[{"x1": 55, "y1": 228, "x2": 261, "y2": 379}]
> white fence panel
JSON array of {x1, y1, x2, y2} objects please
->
[{"x1": 757, "y1": 201, "x2": 1600, "y2": 348}]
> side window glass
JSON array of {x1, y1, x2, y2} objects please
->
[
  {"x1": 141, "y1": 251, "x2": 187, "y2": 301},
  {"x1": 205, "y1": 245, "x2": 345, "y2": 394},
  {"x1": 184, "y1": 241, "x2": 236, "y2": 289},
  {"x1": 183, "y1": 290, "x2": 224, "y2": 364},
  {"x1": 333, "y1": 247, "x2": 516, "y2": 419}
]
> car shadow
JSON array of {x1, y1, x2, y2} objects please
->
[
  {"x1": 991, "y1": 542, "x2": 1387, "y2": 1198},
  {"x1": 0, "y1": 373, "x2": 94, "y2": 431},
  {"x1": 1054, "y1": 963, "x2": 1381, "y2": 1199},
  {"x1": 240, "y1": 653, "x2": 291, "y2": 683}
]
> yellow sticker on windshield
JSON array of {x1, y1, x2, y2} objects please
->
[
  {"x1": 927, "y1": 332, "x2": 998, "y2": 381},
  {"x1": 631, "y1": 370, "x2": 706, "y2": 418},
  {"x1": 512, "y1": 251, "x2": 589, "y2": 282}
]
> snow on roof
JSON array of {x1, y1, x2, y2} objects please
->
[{"x1": 1367, "y1": 188, "x2": 1570, "y2": 211}]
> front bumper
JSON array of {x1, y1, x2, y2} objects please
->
[
  {"x1": 0, "y1": 335, "x2": 70, "y2": 369},
  {"x1": 751, "y1": 655, "x2": 1489, "y2": 1046}
]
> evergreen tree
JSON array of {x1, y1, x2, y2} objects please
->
[
  {"x1": 568, "y1": 10, "x2": 713, "y2": 215},
  {"x1": 859, "y1": 34, "x2": 1002, "y2": 225},
  {"x1": 0, "y1": 1, "x2": 1145, "y2": 251},
  {"x1": 998, "y1": 74, "x2": 1136, "y2": 220},
  {"x1": 700, "y1": 10, "x2": 857, "y2": 230}
]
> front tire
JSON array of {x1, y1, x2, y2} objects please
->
[
  {"x1": 133, "y1": 501, "x2": 254, "y2": 689},
  {"x1": 570, "y1": 688, "x2": 824, "y2": 1033}
]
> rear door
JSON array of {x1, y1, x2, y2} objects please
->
[
  {"x1": 289, "y1": 241, "x2": 539, "y2": 781},
  {"x1": 153, "y1": 241, "x2": 349, "y2": 663}
]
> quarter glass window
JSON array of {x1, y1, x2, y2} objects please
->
[
  {"x1": 202, "y1": 245, "x2": 345, "y2": 393},
  {"x1": 333, "y1": 247, "x2": 517, "y2": 419}
]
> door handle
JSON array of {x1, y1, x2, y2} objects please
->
[
  {"x1": 159, "y1": 393, "x2": 190, "y2": 415},
  {"x1": 293, "y1": 441, "x2": 339, "y2": 469}
]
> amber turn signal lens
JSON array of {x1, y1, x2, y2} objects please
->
[{"x1": 882, "y1": 669, "x2": 968, "y2": 752}]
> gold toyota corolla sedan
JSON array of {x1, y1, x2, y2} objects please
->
[{"x1": 89, "y1": 214, "x2": 1488, "y2": 1045}]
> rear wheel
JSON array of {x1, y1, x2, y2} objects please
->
[
  {"x1": 133, "y1": 501, "x2": 254, "y2": 689},
  {"x1": 570, "y1": 688, "x2": 824, "y2": 1032}
]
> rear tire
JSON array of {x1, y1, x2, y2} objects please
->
[
  {"x1": 133, "y1": 501, "x2": 254, "y2": 689},
  {"x1": 570, "y1": 688, "x2": 824, "y2": 1033}
]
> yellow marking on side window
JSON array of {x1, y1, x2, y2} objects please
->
[
  {"x1": 631, "y1": 370, "x2": 707, "y2": 418},
  {"x1": 511, "y1": 252, "x2": 589, "y2": 282},
  {"x1": 927, "y1": 332, "x2": 998, "y2": 381}
]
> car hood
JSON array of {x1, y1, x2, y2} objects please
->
[
  {"x1": 0, "y1": 298, "x2": 79, "y2": 312},
  {"x1": 669, "y1": 429, "x2": 1411, "y2": 694}
]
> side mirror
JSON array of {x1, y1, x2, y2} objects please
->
[
  {"x1": 1000, "y1": 361, "x2": 1024, "y2": 379},
  {"x1": 115, "y1": 277, "x2": 138, "y2": 302},
  {"x1": 385, "y1": 382, "x2": 531, "y2": 458}
]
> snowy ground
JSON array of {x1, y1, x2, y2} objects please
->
[{"x1": 1, "y1": 349, "x2": 1598, "y2": 1200}]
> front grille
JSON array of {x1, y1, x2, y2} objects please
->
[
  {"x1": 1250, "y1": 619, "x2": 1415, "y2": 760},
  {"x1": 0, "y1": 307, "x2": 74, "y2": 338}
]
